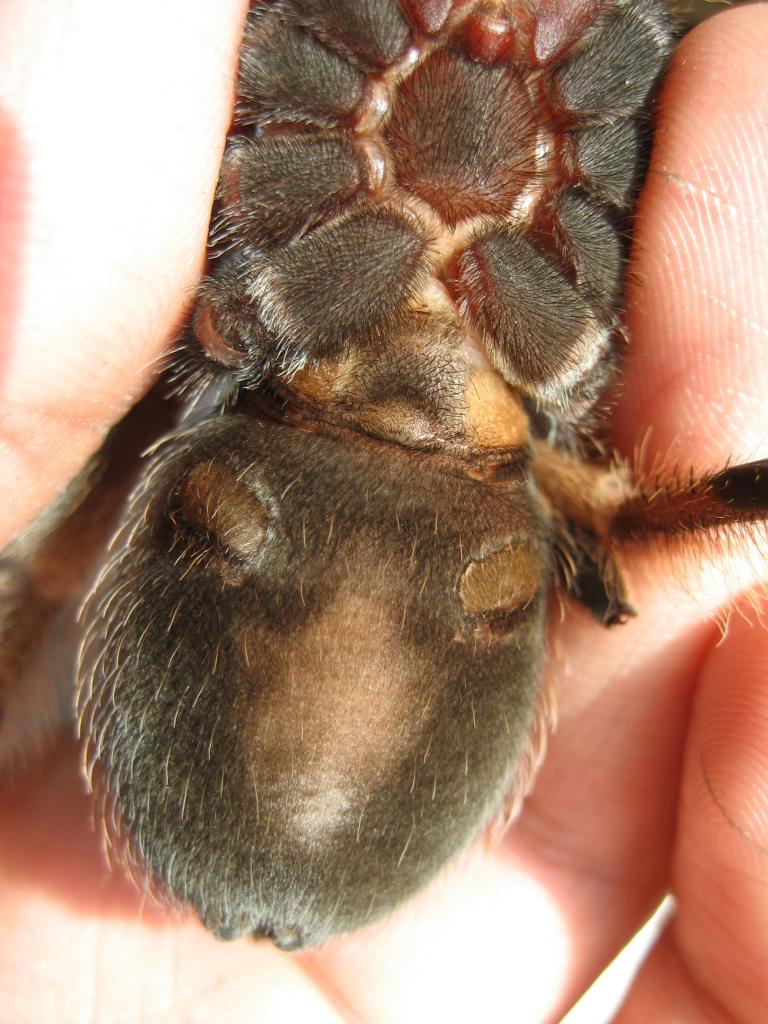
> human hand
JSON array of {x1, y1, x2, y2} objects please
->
[{"x1": 1, "y1": 3, "x2": 766, "y2": 1021}]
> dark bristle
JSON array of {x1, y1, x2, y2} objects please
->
[{"x1": 709, "y1": 459, "x2": 768, "y2": 514}]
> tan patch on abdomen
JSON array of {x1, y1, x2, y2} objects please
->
[
  {"x1": 244, "y1": 591, "x2": 423, "y2": 842},
  {"x1": 463, "y1": 365, "x2": 529, "y2": 451},
  {"x1": 459, "y1": 544, "x2": 542, "y2": 617}
]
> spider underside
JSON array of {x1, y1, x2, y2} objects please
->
[{"x1": 1, "y1": 0, "x2": 766, "y2": 950}]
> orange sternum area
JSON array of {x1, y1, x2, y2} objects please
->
[{"x1": 286, "y1": 324, "x2": 530, "y2": 462}]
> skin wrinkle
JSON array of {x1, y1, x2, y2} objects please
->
[
  {"x1": 654, "y1": 598, "x2": 768, "y2": 1022},
  {"x1": 699, "y1": 751, "x2": 768, "y2": 859},
  {"x1": 656, "y1": 168, "x2": 741, "y2": 218},
  {"x1": 503, "y1": 556, "x2": 746, "y2": 1021}
]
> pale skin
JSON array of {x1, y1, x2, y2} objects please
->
[{"x1": 1, "y1": 1, "x2": 767, "y2": 1020}]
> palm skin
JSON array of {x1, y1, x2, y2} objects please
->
[{"x1": 0, "y1": 2, "x2": 767, "y2": 1021}]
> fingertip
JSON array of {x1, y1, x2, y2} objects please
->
[
  {"x1": 614, "y1": 590, "x2": 768, "y2": 1022},
  {"x1": 673, "y1": 594, "x2": 768, "y2": 1016},
  {"x1": 615, "y1": 4, "x2": 768, "y2": 471},
  {"x1": 0, "y1": 0, "x2": 250, "y2": 544}
]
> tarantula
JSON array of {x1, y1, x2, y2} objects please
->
[{"x1": 1, "y1": 0, "x2": 766, "y2": 953}]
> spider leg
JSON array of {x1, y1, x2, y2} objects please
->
[
  {"x1": 533, "y1": 448, "x2": 768, "y2": 625},
  {"x1": 612, "y1": 458, "x2": 768, "y2": 541}
]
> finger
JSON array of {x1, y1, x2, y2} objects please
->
[
  {"x1": 494, "y1": 6, "x2": 768, "y2": 1015},
  {"x1": 0, "y1": 0, "x2": 249, "y2": 547},
  {"x1": 487, "y1": 6, "x2": 768, "y2": 1017},
  {"x1": 615, "y1": 595, "x2": 768, "y2": 1021},
  {"x1": 615, "y1": 3, "x2": 768, "y2": 472}
]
